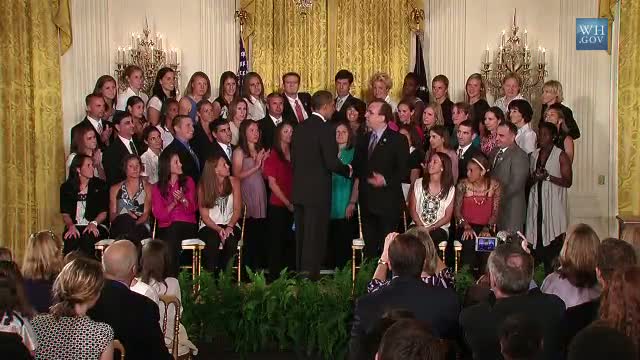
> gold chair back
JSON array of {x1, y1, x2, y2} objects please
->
[
  {"x1": 234, "y1": 204, "x2": 247, "y2": 283},
  {"x1": 113, "y1": 339, "x2": 125, "y2": 360},
  {"x1": 159, "y1": 294, "x2": 181, "y2": 359}
]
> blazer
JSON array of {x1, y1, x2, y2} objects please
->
[
  {"x1": 189, "y1": 122, "x2": 215, "y2": 170},
  {"x1": 102, "y1": 137, "x2": 134, "y2": 186},
  {"x1": 349, "y1": 276, "x2": 460, "y2": 360},
  {"x1": 259, "y1": 114, "x2": 293, "y2": 150},
  {"x1": 88, "y1": 280, "x2": 172, "y2": 360},
  {"x1": 332, "y1": 94, "x2": 366, "y2": 123},
  {"x1": 292, "y1": 113, "x2": 350, "y2": 206},
  {"x1": 489, "y1": 143, "x2": 529, "y2": 232},
  {"x1": 458, "y1": 144, "x2": 482, "y2": 180},
  {"x1": 282, "y1": 92, "x2": 312, "y2": 124},
  {"x1": 353, "y1": 127, "x2": 409, "y2": 217},
  {"x1": 163, "y1": 138, "x2": 201, "y2": 183},
  {"x1": 211, "y1": 141, "x2": 234, "y2": 168},
  {"x1": 59, "y1": 177, "x2": 108, "y2": 222},
  {"x1": 70, "y1": 117, "x2": 107, "y2": 151}
]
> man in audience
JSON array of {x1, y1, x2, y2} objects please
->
[
  {"x1": 88, "y1": 240, "x2": 171, "y2": 360},
  {"x1": 259, "y1": 92, "x2": 289, "y2": 150},
  {"x1": 349, "y1": 234, "x2": 459, "y2": 360},
  {"x1": 103, "y1": 111, "x2": 138, "y2": 186},
  {"x1": 210, "y1": 118, "x2": 234, "y2": 168},
  {"x1": 292, "y1": 90, "x2": 351, "y2": 280},
  {"x1": 71, "y1": 93, "x2": 111, "y2": 150},
  {"x1": 490, "y1": 122, "x2": 529, "y2": 232},
  {"x1": 375, "y1": 319, "x2": 445, "y2": 360},
  {"x1": 456, "y1": 119, "x2": 481, "y2": 179},
  {"x1": 499, "y1": 314, "x2": 542, "y2": 360},
  {"x1": 352, "y1": 99, "x2": 408, "y2": 258},
  {"x1": 460, "y1": 243, "x2": 566, "y2": 360},
  {"x1": 332, "y1": 69, "x2": 365, "y2": 122},
  {"x1": 568, "y1": 325, "x2": 638, "y2": 360},
  {"x1": 164, "y1": 114, "x2": 200, "y2": 183},
  {"x1": 281, "y1": 72, "x2": 312, "y2": 124}
]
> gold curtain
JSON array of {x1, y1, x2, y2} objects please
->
[
  {"x1": 0, "y1": 0, "x2": 68, "y2": 261},
  {"x1": 618, "y1": 0, "x2": 640, "y2": 213}
]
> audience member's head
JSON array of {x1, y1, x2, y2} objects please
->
[
  {"x1": 568, "y1": 324, "x2": 638, "y2": 360},
  {"x1": 21, "y1": 230, "x2": 63, "y2": 282},
  {"x1": 335, "y1": 69, "x2": 354, "y2": 97},
  {"x1": 172, "y1": 115, "x2": 195, "y2": 142},
  {"x1": 102, "y1": 240, "x2": 138, "y2": 285},
  {"x1": 599, "y1": 266, "x2": 640, "y2": 351},
  {"x1": 311, "y1": 90, "x2": 336, "y2": 119},
  {"x1": 370, "y1": 72, "x2": 393, "y2": 100},
  {"x1": 596, "y1": 238, "x2": 637, "y2": 286},
  {"x1": 488, "y1": 243, "x2": 534, "y2": 298},
  {"x1": 388, "y1": 234, "x2": 426, "y2": 278},
  {"x1": 0, "y1": 247, "x2": 12, "y2": 262},
  {"x1": 558, "y1": 223, "x2": 600, "y2": 289},
  {"x1": 366, "y1": 100, "x2": 394, "y2": 130},
  {"x1": 139, "y1": 240, "x2": 170, "y2": 286},
  {"x1": 499, "y1": 314, "x2": 542, "y2": 360},
  {"x1": 0, "y1": 261, "x2": 32, "y2": 316},
  {"x1": 266, "y1": 92, "x2": 284, "y2": 118},
  {"x1": 496, "y1": 122, "x2": 518, "y2": 148},
  {"x1": 50, "y1": 257, "x2": 104, "y2": 317},
  {"x1": 210, "y1": 118, "x2": 232, "y2": 145},
  {"x1": 368, "y1": 309, "x2": 416, "y2": 359},
  {"x1": 376, "y1": 319, "x2": 444, "y2": 360},
  {"x1": 63, "y1": 250, "x2": 86, "y2": 266},
  {"x1": 406, "y1": 227, "x2": 437, "y2": 275}
]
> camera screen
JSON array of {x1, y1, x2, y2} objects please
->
[{"x1": 476, "y1": 237, "x2": 497, "y2": 252}]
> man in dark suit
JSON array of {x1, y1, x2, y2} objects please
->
[
  {"x1": 210, "y1": 118, "x2": 234, "y2": 168},
  {"x1": 292, "y1": 90, "x2": 351, "y2": 279},
  {"x1": 102, "y1": 112, "x2": 138, "y2": 186},
  {"x1": 349, "y1": 233, "x2": 460, "y2": 360},
  {"x1": 352, "y1": 100, "x2": 408, "y2": 258},
  {"x1": 88, "y1": 240, "x2": 172, "y2": 360},
  {"x1": 489, "y1": 122, "x2": 529, "y2": 232},
  {"x1": 456, "y1": 120, "x2": 481, "y2": 179},
  {"x1": 332, "y1": 69, "x2": 366, "y2": 123},
  {"x1": 163, "y1": 115, "x2": 200, "y2": 183},
  {"x1": 70, "y1": 93, "x2": 112, "y2": 150},
  {"x1": 259, "y1": 92, "x2": 288, "y2": 150},
  {"x1": 460, "y1": 243, "x2": 566, "y2": 360},
  {"x1": 281, "y1": 72, "x2": 312, "y2": 124}
]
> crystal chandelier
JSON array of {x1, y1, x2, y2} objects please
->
[
  {"x1": 481, "y1": 9, "x2": 547, "y2": 101},
  {"x1": 114, "y1": 18, "x2": 181, "y2": 95},
  {"x1": 293, "y1": 0, "x2": 313, "y2": 16}
]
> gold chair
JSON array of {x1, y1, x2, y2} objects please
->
[
  {"x1": 231, "y1": 205, "x2": 247, "y2": 284},
  {"x1": 159, "y1": 295, "x2": 182, "y2": 360},
  {"x1": 352, "y1": 204, "x2": 365, "y2": 290},
  {"x1": 438, "y1": 241, "x2": 447, "y2": 262},
  {"x1": 180, "y1": 239, "x2": 205, "y2": 281},
  {"x1": 453, "y1": 240, "x2": 462, "y2": 272},
  {"x1": 113, "y1": 339, "x2": 125, "y2": 360},
  {"x1": 94, "y1": 239, "x2": 115, "y2": 259}
]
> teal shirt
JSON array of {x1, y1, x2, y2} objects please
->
[{"x1": 331, "y1": 147, "x2": 355, "y2": 219}]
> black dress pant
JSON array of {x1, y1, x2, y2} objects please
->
[
  {"x1": 294, "y1": 203, "x2": 330, "y2": 279},
  {"x1": 243, "y1": 217, "x2": 268, "y2": 271},
  {"x1": 267, "y1": 205, "x2": 295, "y2": 279},
  {"x1": 63, "y1": 224, "x2": 109, "y2": 258},
  {"x1": 198, "y1": 226, "x2": 239, "y2": 272},
  {"x1": 362, "y1": 208, "x2": 400, "y2": 259},
  {"x1": 327, "y1": 218, "x2": 357, "y2": 269},
  {"x1": 110, "y1": 214, "x2": 150, "y2": 245},
  {"x1": 157, "y1": 221, "x2": 197, "y2": 277}
]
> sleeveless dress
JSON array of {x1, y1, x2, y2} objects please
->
[
  {"x1": 199, "y1": 192, "x2": 235, "y2": 228},
  {"x1": 116, "y1": 180, "x2": 146, "y2": 217},
  {"x1": 240, "y1": 156, "x2": 267, "y2": 219},
  {"x1": 186, "y1": 96, "x2": 198, "y2": 124}
]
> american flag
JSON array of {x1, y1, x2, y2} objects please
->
[{"x1": 238, "y1": 37, "x2": 248, "y2": 88}]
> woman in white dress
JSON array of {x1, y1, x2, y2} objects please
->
[{"x1": 242, "y1": 72, "x2": 266, "y2": 121}]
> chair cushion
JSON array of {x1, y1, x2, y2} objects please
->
[
  {"x1": 453, "y1": 240, "x2": 462, "y2": 249},
  {"x1": 140, "y1": 238, "x2": 152, "y2": 246},
  {"x1": 352, "y1": 238, "x2": 365, "y2": 247},
  {"x1": 181, "y1": 239, "x2": 205, "y2": 247},
  {"x1": 437, "y1": 241, "x2": 448, "y2": 250},
  {"x1": 94, "y1": 239, "x2": 115, "y2": 247}
]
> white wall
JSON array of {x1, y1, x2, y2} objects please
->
[
  {"x1": 61, "y1": 0, "x2": 238, "y2": 150},
  {"x1": 425, "y1": 0, "x2": 616, "y2": 236}
]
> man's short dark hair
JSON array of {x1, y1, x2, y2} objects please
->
[
  {"x1": 404, "y1": 72, "x2": 420, "y2": 83},
  {"x1": 597, "y1": 238, "x2": 638, "y2": 282},
  {"x1": 85, "y1": 93, "x2": 103, "y2": 106},
  {"x1": 377, "y1": 319, "x2": 444, "y2": 360},
  {"x1": 499, "y1": 121, "x2": 518, "y2": 136},
  {"x1": 499, "y1": 314, "x2": 542, "y2": 360},
  {"x1": 311, "y1": 90, "x2": 334, "y2": 111},
  {"x1": 112, "y1": 111, "x2": 130, "y2": 126},
  {"x1": 210, "y1": 118, "x2": 230, "y2": 133},
  {"x1": 172, "y1": 115, "x2": 191, "y2": 130},
  {"x1": 282, "y1": 72, "x2": 301, "y2": 83},
  {"x1": 458, "y1": 119, "x2": 476, "y2": 134},
  {"x1": 388, "y1": 234, "x2": 426, "y2": 277},
  {"x1": 568, "y1": 325, "x2": 638, "y2": 360},
  {"x1": 370, "y1": 99, "x2": 394, "y2": 124},
  {"x1": 488, "y1": 243, "x2": 534, "y2": 296},
  {"x1": 266, "y1": 92, "x2": 284, "y2": 102},
  {"x1": 335, "y1": 69, "x2": 354, "y2": 83}
]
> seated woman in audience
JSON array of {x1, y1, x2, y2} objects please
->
[
  {"x1": 598, "y1": 266, "x2": 640, "y2": 353},
  {"x1": 93, "y1": 75, "x2": 117, "y2": 124},
  {"x1": 508, "y1": 99, "x2": 536, "y2": 154},
  {"x1": 158, "y1": 98, "x2": 178, "y2": 149},
  {"x1": 398, "y1": 124, "x2": 425, "y2": 200},
  {"x1": 465, "y1": 73, "x2": 490, "y2": 137},
  {"x1": 454, "y1": 153, "x2": 502, "y2": 271},
  {"x1": 526, "y1": 122, "x2": 573, "y2": 274},
  {"x1": 426, "y1": 125, "x2": 459, "y2": 182},
  {"x1": 32, "y1": 258, "x2": 113, "y2": 360},
  {"x1": 232, "y1": 120, "x2": 268, "y2": 270},
  {"x1": 179, "y1": 71, "x2": 211, "y2": 124},
  {"x1": 21, "y1": 230, "x2": 63, "y2": 313},
  {"x1": 540, "y1": 80, "x2": 580, "y2": 140},
  {"x1": 147, "y1": 67, "x2": 176, "y2": 128},
  {"x1": 432, "y1": 75, "x2": 454, "y2": 134},
  {"x1": 421, "y1": 102, "x2": 444, "y2": 149},
  {"x1": 67, "y1": 124, "x2": 105, "y2": 180},
  {"x1": 141, "y1": 126, "x2": 163, "y2": 184},
  {"x1": 227, "y1": 98, "x2": 248, "y2": 146},
  {"x1": 480, "y1": 106, "x2": 505, "y2": 156},
  {"x1": 212, "y1": 71, "x2": 238, "y2": 120},
  {"x1": 408, "y1": 152, "x2": 456, "y2": 248},
  {"x1": 136, "y1": 240, "x2": 198, "y2": 356},
  {"x1": 370, "y1": 72, "x2": 397, "y2": 113},
  {"x1": 545, "y1": 103, "x2": 575, "y2": 162},
  {"x1": 494, "y1": 73, "x2": 525, "y2": 114},
  {"x1": 345, "y1": 101, "x2": 367, "y2": 140},
  {"x1": 116, "y1": 65, "x2": 148, "y2": 111},
  {"x1": 0, "y1": 261, "x2": 37, "y2": 354},
  {"x1": 264, "y1": 122, "x2": 296, "y2": 275},
  {"x1": 242, "y1": 72, "x2": 266, "y2": 121},
  {"x1": 109, "y1": 155, "x2": 152, "y2": 244},
  {"x1": 127, "y1": 96, "x2": 148, "y2": 153},
  {"x1": 368, "y1": 228, "x2": 454, "y2": 293},
  {"x1": 197, "y1": 154, "x2": 242, "y2": 272},
  {"x1": 541, "y1": 223, "x2": 600, "y2": 308},
  {"x1": 450, "y1": 102, "x2": 480, "y2": 149},
  {"x1": 60, "y1": 154, "x2": 109, "y2": 256},
  {"x1": 152, "y1": 150, "x2": 198, "y2": 276}
]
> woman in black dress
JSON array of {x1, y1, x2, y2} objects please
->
[
  {"x1": 212, "y1": 71, "x2": 239, "y2": 120},
  {"x1": 465, "y1": 73, "x2": 490, "y2": 137},
  {"x1": 540, "y1": 80, "x2": 580, "y2": 140}
]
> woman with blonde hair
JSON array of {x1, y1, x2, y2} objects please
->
[
  {"x1": 421, "y1": 102, "x2": 444, "y2": 148},
  {"x1": 465, "y1": 73, "x2": 490, "y2": 136},
  {"x1": 540, "y1": 80, "x2": 580, "y2": 140},
  {"x1": 179, "y1": 71, "x2": 212, "y2": 124},
  {"x1": 32, "y1": 258, "x2": 114, "y2": 360},
  {"x1": 21, "y1": 230, "x2": 63, "y2": 313},
  {"x1": 116, "y1": 65, "x2": 148, "y2": 111},
  {"x1": 370, "y1": 72, "x2": 397, "y2": 112},
  {"x1": 432, "y1": 74, "x2": 454, "y2": 133},
  {"x1": 541, "y1": 223, "x2": 601, "y2": 308}
]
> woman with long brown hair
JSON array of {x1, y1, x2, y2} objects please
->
[
  {"x1": 599, "y1": 266, "x2": 640, "y2": 354},
  {"x1": 426, "y1": 125, "x2": 459, "y2": 182},
  {"x1": 421, "y1": 102, "x2": 444, "y2": 148},
  {"x1": 0, "y1": 260, "x2": 37, "y2": 354},
  {"x1": 67, "y1": 124, "x2": 106, "y2": 180},
  {"x1": 227, "y1": 98, "x2": 248, "y2": 145},
  {"x1": 212, "y1": 71, "x2": 239, "y2": 120},
  {"x1": 242, "y1": 72, "x2": 266, "y2": 121},
  {"x1": 93, "y1": 75, "x2": 118, "y2": 124},
  {"x1": 147, "y1": 67, "x2": 176, "y2": 127}
]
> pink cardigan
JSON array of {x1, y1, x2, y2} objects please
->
[{"x1": 151, "y1": 177, "x2": 198, "y2": 228}]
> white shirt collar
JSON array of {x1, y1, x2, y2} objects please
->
[
  {"x1": 517, "y1": 123, "x2": 531, "y2": 134},
  {"x1": 312, "y1": 112, "x2": 326, "y2": 122},
  {"x1": 118, "y1": 134, "x2": 133, "y2": 153},
  {"x1": 86, "y1": 116, "x2": 102, "y2": 129},
  {"x1": 217, "y1": 140, "x2": 231, "y2": 150},
  {"x1": 285, "y1": 93, "x2": 298, "y2": 102},
  {"x1": 142, "y1": 148, "x2": 159, "y2": 158},
  {"x1": 269, "y1": 114, "x2": 283, "y2": 125},
  {"x1": 373, "y1": 125, "x2": 387, "y2": 138},
  {"x1": 458, "y1": 143, "x2": 472, "y2": 155},
  {"x1": 337, "y1": 93, "x2": 350, "y2": 101}
]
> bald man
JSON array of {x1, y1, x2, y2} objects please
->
[{"x1": 88, "y1": 240, "x2": 172, "y2": 360}]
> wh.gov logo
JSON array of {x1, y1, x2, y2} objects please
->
[{"x1": 576, "y1": 18, "x2": 608, "y2": 51}]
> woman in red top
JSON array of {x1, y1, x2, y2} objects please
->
[
  {"x1": 454, "y1": 152, "x2": 502, "y2": 272},
  {"x1": 263, "y1": 122, "x2": 294, "y2": 279}
]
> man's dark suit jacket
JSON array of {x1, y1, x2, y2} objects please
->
[
  {"x1": 211, "y1": 141, "x2": 233, "y2": 168},
  {"x1": 259, "y1": 114, "x2": 293, "y2": 150},
  {"x1": 164, "y1": 138, "x2": 201, "y2": 183},
  {"x1": 331, "y1": 94, "x2": 366, "y2": 123},
  {"x1": 292, "y1": 113, "x2": 350, "y2": 206},
  {"x1": 352, "y1": 127, "x2": 408, "y2": 217},
  {"x1": 349, "y1": 277, "x2": 460, "y2": 360},
  {"x1": 458, "y1": 144, "x2": 482, "y2": 180},
  {"x1": 460, "y1": 290, "x2": 566, "y2": 360},
  {"x1": 189, "y1": 122, "x2": 215, "y2": 170},
  {"x1": 102, "y1": 137, "x2": 133, "y2": 186},
  {"x1": 88, "y1": 280, "x2": 172, "y2": 360},
  {"x1": 71, "y1": 117, "x2": 107, "y2": 150},
  {"x1": 282, "y1": 92, "x2": 312, "y2": 124}
]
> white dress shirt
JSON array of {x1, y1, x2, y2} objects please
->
[
  {"x1": 140, "y1": 148, "x2": 160, "y2": 184},
  {"x1": 116, "y1": 87, "x2": 149, "y2": 111},
  {"x1": 86, "y1": 116, "x2": 103, "y2": 134},
  {"x1": 218, "y1": 141, "x2": 233, "y2": 161},
  {"x1": 336, "y1": 94, "x2": 350, "y2": 111},
  {"x1": 312, "y1": 112, "x2": 326, "y2": 122},
  {"x1": 515, "y1": 123, "x2": 537, "y2": 154},
  {"x1": 246, "y1": 96, "x2": 266, "y2": 120},
  {"x1": 457, "y1": 143, "x2": 473, "y2": 158},
  {"x1": 130, "y1": 278, "x2": 159, "y2": 304},
  {"x1": 286, "y1": 94, "x2": 308, "y2": 121},
  {"x1": 118, "y1": 135, "x2": 135, "y2": 154},
  {"x1": 270, "y1": 114, "x2": 283, "y2": 126}
]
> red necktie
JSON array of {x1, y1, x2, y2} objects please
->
[{"x1": 294, "y1": 100, "x2": 305, "y2": 122}]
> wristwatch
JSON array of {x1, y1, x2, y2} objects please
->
[
  {"x1": 90, "y1": 220, "x2": 98, "y2": 226},
  {"x1": 377, "y1": 259, "x2": 388, "y2": 266}
]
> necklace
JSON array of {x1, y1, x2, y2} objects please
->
[
  {"x1": 466, "y1": 182, "x2": 489, "y2": 206},
  {"x1": 421, "y1": 185, "x2": 443, "y2": 226}
]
